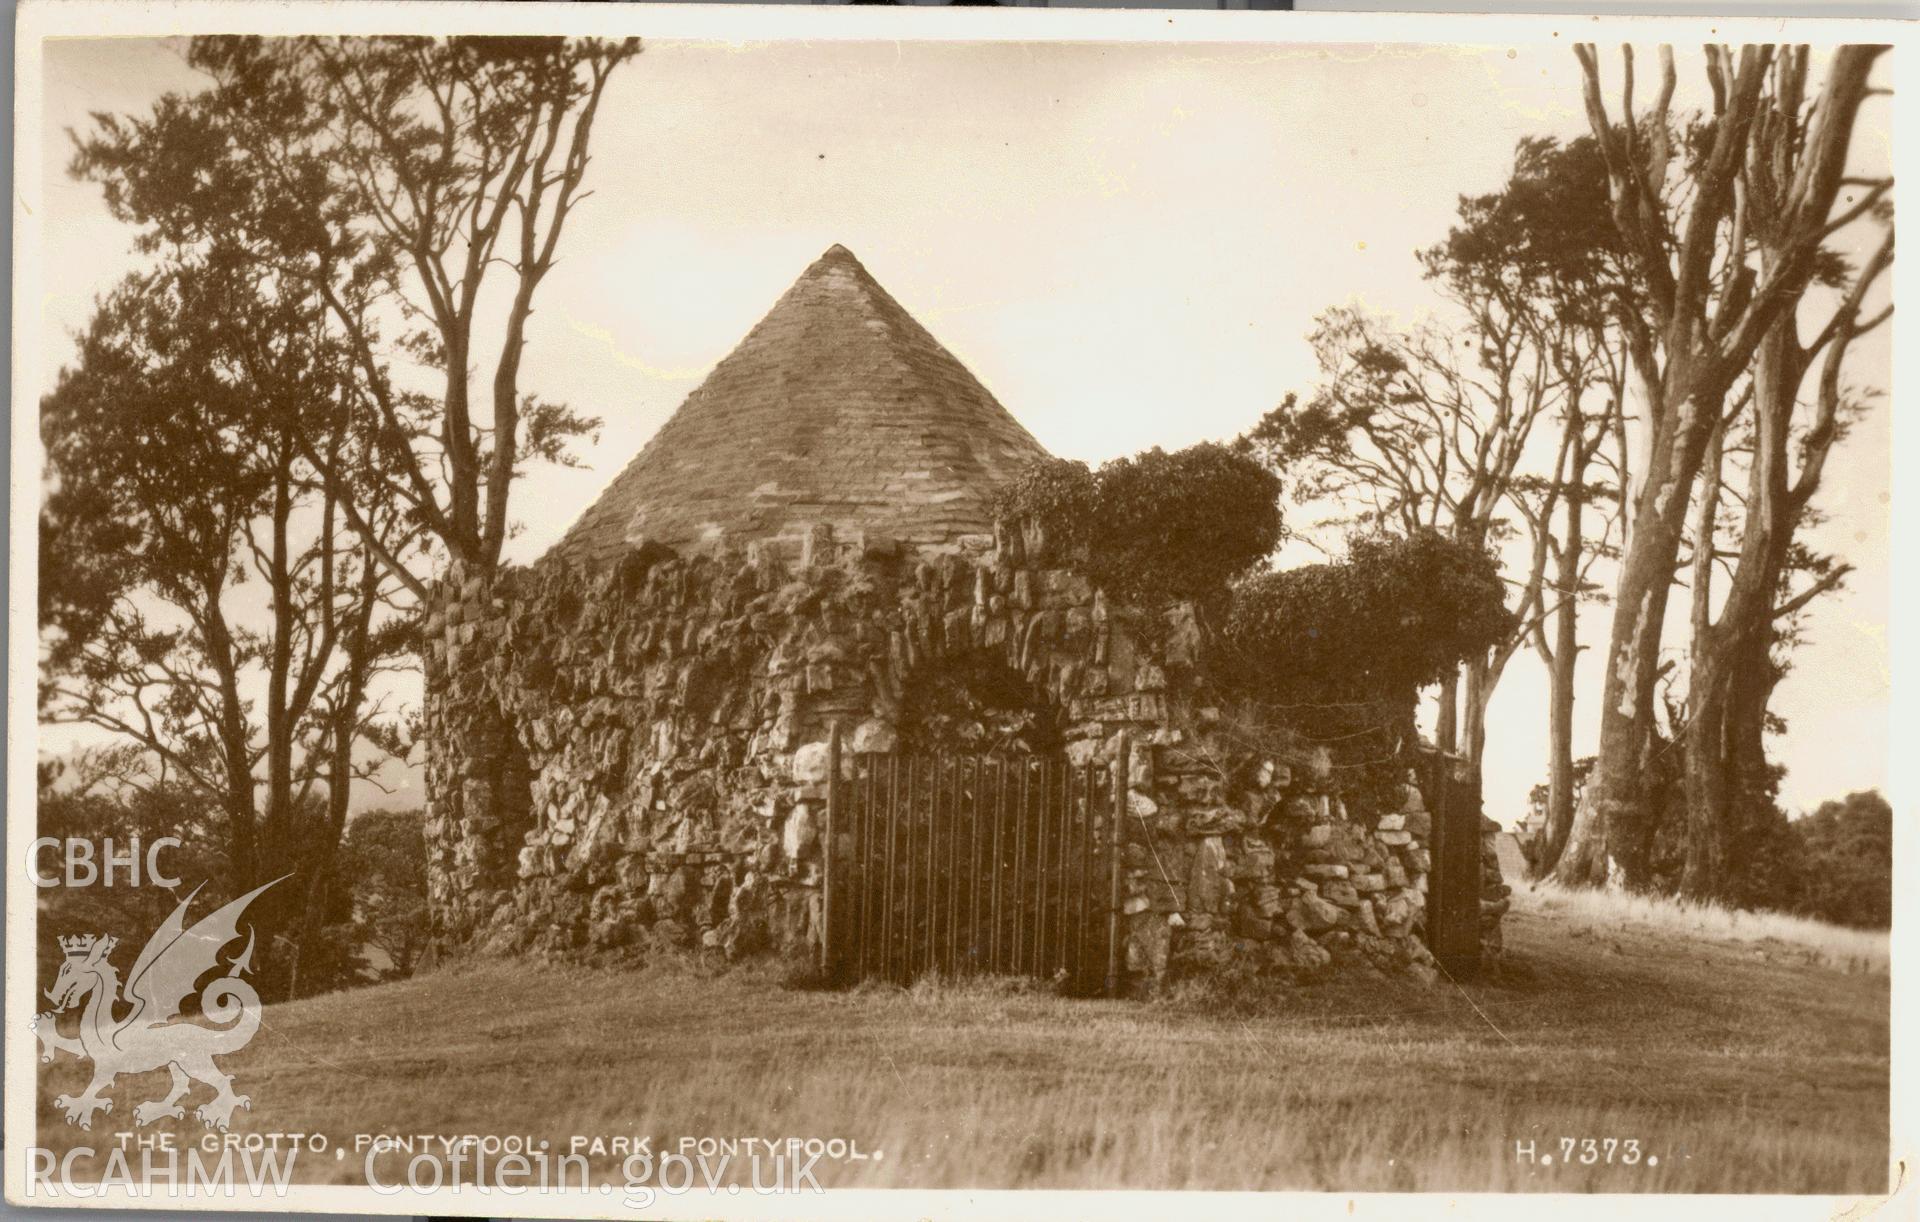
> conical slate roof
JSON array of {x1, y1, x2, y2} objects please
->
[{"x1": 552, "y1": 245, "x2": 1051, "y2": 565}]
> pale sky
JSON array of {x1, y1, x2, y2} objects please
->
[{"x1": 31, "y1": 36, "x2": 1893, "y2": 823}]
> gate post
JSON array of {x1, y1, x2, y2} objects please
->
[
  {"x1": 1424, "y1": 750, "x2": 1482, "y2": 978},
  {"x1": 822, "y1": 722, "x2": 842, "y2": 979},
  {"x1": 1105, "y1": 733, "x2": 1129, "y2": 998}
]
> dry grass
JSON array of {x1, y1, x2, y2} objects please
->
[
  {"x1": 1520, "y1": 877, "x2": 1890, "y2": 975},
  {"x1": 34, "y1": 885, "x2": 1890, "y2": 1196}
]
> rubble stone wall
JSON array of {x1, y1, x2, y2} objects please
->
[{"x1": 423, "y1": 522, "x2": 1506, "y2": 988}]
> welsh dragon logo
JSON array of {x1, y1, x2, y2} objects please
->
[{"x1": 32, "y1": 878, "x2": 282, "y2": 1132}]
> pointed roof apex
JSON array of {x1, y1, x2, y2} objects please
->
[
  {"x1": 551, "y1": 248, "x2": 1051, "y2": 565},
  {"x1": 795, "y1": 242, "x2": 875, "y2": 285}
]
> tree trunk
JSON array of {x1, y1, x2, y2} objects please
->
[
  {"x1": 1554, "y1": 384, "x2": 1717, "y2": 887},
  {"x1": 1529, "y1": 367, "x2": 1604, "y2": 880},
  {"x1": 1561, "y1": 43, "x2": 1885, "y2": 891},
  {"x1": 284, "y1": 722, "x2": 357, "y2": 1001},
  {"x1": 1722, "y1": 633, "x2": 1781, "y2": 900},
  {"x1": 1680, "y1": 662, "x2": 1734, "y2": 900},
  {"x1": 284, "y1": 562, "x2": 379, "y2": 1000},
  {"x1": 1679, "y1": 415, "x2": 1733, "y2": 902},
  {"x1": 1543, "y1": 484, "x2": 1587, "y2": 874},
  {"x1": 1462, "y1": 656, "x2": 1492, "y2": 767},
  {"x1": 1534, "y1": 521, "x2": 1583, "y2": 877},
  {"x1": 1435, "y1": 667, "x2": 1460, "y2": 756},
  {"x1": 1680, "y1": 320, "x2": 1814, "y2": 901},
  {"x1": 1536, "y1": 643, "x2": 1577, "y2": 877}
]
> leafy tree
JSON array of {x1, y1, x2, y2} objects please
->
[
  {"x1": 1244, "y1": 136, "x2": 1627, "y2": 773},
  {"x1": 342, "y1": 809, "x2": 430, "y2": 978},
  {"x1": 1430, "y1": 134, "x2": 1631, "y2": 864},
  {"x1": 1679, "y1": 229, "x2": 1891, "y2": 902},
  {"x1": 72, "y1": 35, "x2": 639, "y2": 589},
  {"x1": 33, "y1": 756, "x2": 365, "y2": 999},
  {"x1": 33, "y1": 755, "x2": 228, "y2": 988},
  {"x1": 1557, "y1": 44, "x2": 1889, "y2": 889},
  {"x1": 62, "y1": 36, "x2": 639, "y2": 933},
  {"x1": 1786, "y1": 791, "x2": 1891, "y2": 928},
  {"x1": 39, "y1": 254, "x2": 414, "y2": 1000}
]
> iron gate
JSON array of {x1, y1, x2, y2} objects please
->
[{"x1": 821, "y1": 727, "x2": 1128, "y2": 995}]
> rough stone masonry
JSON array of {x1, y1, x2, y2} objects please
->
[
  {"x1": 420, "y1": 244, "x2": 1507, "y2": 991},
  {"x1": 423, "y1": 517, "x2": 1508, "y2": 989}
]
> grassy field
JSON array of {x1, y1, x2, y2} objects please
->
[{"x1": 35, "y1": 880, "x2": 1890, "y2": 1195}]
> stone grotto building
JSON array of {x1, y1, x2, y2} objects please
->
[{"x1": 423, "y1": 245, "x2": 1508, "y2": 993}]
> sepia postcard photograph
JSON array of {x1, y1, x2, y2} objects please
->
[{"x1": 6, "y1": 2, "x2": 1910, "y2": 1216}]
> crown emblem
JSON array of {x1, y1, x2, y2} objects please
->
[{"x1": 58, "y1": 934, "x2": 114, "y2": 958}]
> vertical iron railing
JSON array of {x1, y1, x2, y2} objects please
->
[
  {"x1": 1106, "y1": 734, "x2": 1128, "y2": 998},
  {"x1": 823, "y1": 739, "x2": 1127, "y2": 995},
  {"x1": 821, "y1": 723, "x2": 840, "y2": 975}
]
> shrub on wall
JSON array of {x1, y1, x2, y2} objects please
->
[
  {"x1": 1210, "y1": 531, "x2": 1509, "y2": 821},
  {"x1": 996, "y1": 456, "x2": 1098, "y2": 550},
  {"x1": 997, "y1": 444, "x2": 1283, "y2": 604},
  {"x1": 1221, "y1": 530, "x2": 1512, "y2": 701}
]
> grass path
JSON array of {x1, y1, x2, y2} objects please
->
[{"x1": 36, "y1": 883, "x2": 1889, "y2": 1194}]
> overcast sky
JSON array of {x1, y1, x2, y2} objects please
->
[{"x1": 32, "y1": 35, "x2": 1893, "y2": 823}]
